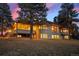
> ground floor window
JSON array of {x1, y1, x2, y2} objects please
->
[
  {"x1": 52, "y1": 35, "x2": 60, "y2": 39},
  {"x1": 41, "y1": 34, "x2": 48, "y2": 39},
  {"x1": 17, "y1": 35, "x2": 22, "y2": 37},
  {"x1": 64, "y1": 35, "x2": 69, "y2": 39}
]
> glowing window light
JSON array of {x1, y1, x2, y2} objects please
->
[
  {"x1": 41, "y1": 34, "x2": 48, "y2": 39},
  {"x1": 40, "y1": 25, "x2": 47, "y2": 29},
  {"x1": 64, "y1": 36, "x2": 69, "y2": 39},
  {"x1": 17, "y1": 35, "x2": 22, "y2": 37},
  {"x1": 52, "y1": 35, "x2": 60, "y2": 39},
  {"x1": 52, "y1": 35, "x2": 54, "y2": 39},
  {"x1": 33, "y1": 26, "x2": 37, "y2": 30},
  {"x1": 63, "y1": 30, "x2": 68, "y2": 33},
  {"x1": 13, "y1": 23, "x2": 30, "y2": 30},
  {"x1": 52, "y1": 26, "x2": 57, "y2": 32},
  {"x1": 7, "y1": 29, "x2": 12, "y2": 32}
]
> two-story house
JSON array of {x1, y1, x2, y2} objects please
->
[{"x1": 6, "y1": 21, "x2": 69, "y2": 40}]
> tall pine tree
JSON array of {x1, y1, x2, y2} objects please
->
[
  {"x1": 18, "y1": 3, "x2": 48, "y2": 39},
  {"x1": 54, "y1": 3, "x2": 79, "y2": 39},
  {"x1": 0, "y1": 3, "x2": 12, "y2": 36}
]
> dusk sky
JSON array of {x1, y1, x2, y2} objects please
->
[{"x1": 8, "y1": 3, "x2": 79, "y2": 22}]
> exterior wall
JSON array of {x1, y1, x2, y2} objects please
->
[
  {"x1": 7, "y1": 22, "x2": 69, "y2": 40},
  {"x1": 40, "y1": 25, "x2": 49, "y2": 39},
  {"x1": 39, "y1": 24, "x2": 60, "y2": 40},
  {"x1": 60, "y1": 28, "x2": 69, "y2": 39},
  {"x1": 39, "y1": 24, "x2": 69, "y2": 40},
  {"x1": 13, "y1": 22, "x2": 30, "y2": 31}
]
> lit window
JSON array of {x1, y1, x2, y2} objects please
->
[
  {"x1": 7, "y1": 29, "x2": 12, "y2": 32},
  {"x1": 26, "y1": 25, "x2": 30, "y2": 30},
  {"x1": 33, "y1": 26, "x2": 36, "y2": 30},
  {"x1": 15, "y1": 23, "x2": 30, "y2": 30},
  {"x1": 61, "y1": 28, "x2": 69, "y2": 33},
  {"x1": 17, "y1": 35, "x2": 22, "y2": 37},
  {"x1": 52, "y1": 35, "x2": 54, "y2": 39},
  {"x1": 64, "y1": 36, "x2": 69, "y2": 39},
  {"x1": 40, "y1": 25, "x2": 47, "y2": 29},
  {"x1": 52, "y1": 26, "x2": 58, "y2": 32},
  {"x1": 27, "y1": 26, "x2": 30, "y2": 30},
  {"x1": 41, "y1": 34, "x2": 48, "y2": 39},
  {"x1": 52, "y1": 35, "x2": 60, "y2": 39},
  {"x1": 63, "y1": 30, "x2": 68, "y2": 33}
]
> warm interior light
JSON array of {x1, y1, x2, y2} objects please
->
[
  {"x1": 41, "y1": 25, "x2": 47, "y2": 29},
  {"x1": 17, "y1": 35, "x2": 22, "y2": 37},
  {"x1": 64, "y1": 35, "x2": 69, "y2": 39},
  {"x1": 63, "y1": 30, "x2": 68, "y2": 33},
  {"x1": 62, "y1": 28, "x2": 69, "y2": 33},
  {"x1": 52, "y1": 35, "x2": 60, "y2": 39},
  {"x1": 41, "y1": 34, "x2": 48, "y2": 39},
  {"x1": 52, "y1": 26, "x2": 57, "y2": 32},
  {"x1": 7, "y1": 29, "x2": 12, "y2": 32},
  {"x1": 33, "y1": 26, "x2": 37, "y2": 30},
  {"x1": 13, "y1": 23, "x2": 30, "y2": 30}
]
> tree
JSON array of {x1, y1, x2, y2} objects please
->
[
  {"x1": 54, "y1": 3, "x2": 79, "y2": 39},
  {"x1": 0, "y1": 3, "x2": 12, "y2": 36},
  {"x1": 18, "y1": 3, "x2": 48, "y2": 39}
]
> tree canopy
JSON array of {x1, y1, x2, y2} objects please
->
[
  {"x1": 18, "y1": 3, "x2": 48, "y2": 23},
  {"x1": 18, "y1": 3, "x2": 48, "y2": 38},
  {"x1": 54, "y1": 3, "x2": 79, "y2": 39}
]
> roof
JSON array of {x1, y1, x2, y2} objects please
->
[{"x1": 14, "y1": 20, "x2": 57, "y2": 25}]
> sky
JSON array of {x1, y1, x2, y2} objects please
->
[{"x1": 8, "y1": 3, "x2": 79, "y2": 22}]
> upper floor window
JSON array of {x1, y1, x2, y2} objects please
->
[
  {"x1": 40, "y1": 25, "x2": 47, "y2": 30},
  {"x1": 13, "y1": 23, "x2": 30, "y2": 30},
  {"x1": 52, "y1": 26, "x2": 58, "y2": 32},
  {"x1": 61, "y1": 29, "x2": 69, "y2": 33},
  {"x1": 41, "y1": 34, "x2": 48, "y2": 39},
  {"x1": 52, "y1": 35, "x2": 60, "y2": 39}
]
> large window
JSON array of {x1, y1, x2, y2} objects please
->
[
  {"x1": 41, "y1": 34, "x2": 48, "y2": 39},
  {"x1": 64, "y1": 35, "x2": 69, "y2": 39},
  {"x1": 61, "y1": 28, "x2": 69, "y2": 33},
  {"x1": 40, "y1": 25, "x2": 47, "y2": 30},
  {"x1": 52, "y1": 35, "x2": 60, "y2": 39},
  {"x1": 52, "y1": 26, "x2": 58, "y2": 32},
  {"x1": 33, "y1": 26, "x2": 37, "y2": 30},
  {"x1": 13, "y1": 23, "x2": 30, "y2": 30}
]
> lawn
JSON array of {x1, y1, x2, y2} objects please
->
[{"x1": 0, "y1": 38, "x2": 79, "y2": 56}]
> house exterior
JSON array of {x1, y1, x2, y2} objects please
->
[{"x1": 7, "y1": 21, "x2": 70, "y2": 40}]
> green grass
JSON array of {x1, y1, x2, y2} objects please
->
[{"x1": 0, "y1": 38, "x2": 79, "y2": 56}]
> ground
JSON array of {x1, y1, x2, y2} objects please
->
[{"x1": 0, "y1": 38, "x2": 79, "y2": 56}]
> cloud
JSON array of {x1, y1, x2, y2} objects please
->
[
  {"x1": 9, "y1": 3, "x2": 21, "y2": 20},
  {"x1": 73, "y1": 8, "x2": 79, "y2": 12},
  {"x1": 11, "y1": 3, "x2": 54, "y2": 20},
  {"x1": 11, "y1": 6, "x2": 21, "y2": 20}
]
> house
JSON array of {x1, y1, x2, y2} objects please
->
[{"x1": 6, "y1": 21, "x2": 70, "y2": 40}]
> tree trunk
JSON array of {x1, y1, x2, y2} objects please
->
[
  {"x1": 1, "y1": 19, "x2": 3, "y2": 37},
  {"x1": 59, "y1": 26, "x2": 63, "y2": 40},
  {"x1": 68, "y1": 28, "x2": 71, "y2": 40},
  {"x1": 30, "y1": 17, "x2": 33, "y2": 39},
  {"x1": 30, "y1": 23, "x2": 33, "y2": 39}
]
